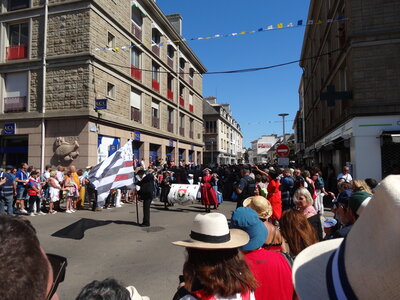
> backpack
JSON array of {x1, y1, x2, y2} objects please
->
[{"x1": 315, "y1": 175, "x2": 324, "y2": 189}]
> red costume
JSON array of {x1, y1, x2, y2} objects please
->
[
  {"x1": 200, "y1": 175, "x2": 218, "y2": 206},
  {"x1": 267, "y1": 177, "x2": 282, "y2": 220}
]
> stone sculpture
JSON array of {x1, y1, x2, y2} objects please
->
[{"x1": 54, "y1": 137, "x2": 80, "y2": 162}]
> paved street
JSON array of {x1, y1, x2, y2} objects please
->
[{"x1": 28, "y1": 200, "x2": 238, "y2": 300}]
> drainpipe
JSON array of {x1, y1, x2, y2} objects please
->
[{"x1": 40, "y1": 0, "x2": 49, "y2": 172}]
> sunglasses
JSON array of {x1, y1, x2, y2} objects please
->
[{"x1": 46, "y1": 253, "x2": 68, "y2": 300}]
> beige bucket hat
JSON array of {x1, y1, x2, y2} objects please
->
[
  {"x1": 243, "y1": 196, "x2": 273, "y2": 219},
  {"x1": 172, "y1": 213, "x2": 249, "y2": 249},
  {"x1": 292, "y1": 175, "x2": 400, "y2": 299}
]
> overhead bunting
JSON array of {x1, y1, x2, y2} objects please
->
[{"x1": 94, "y1": 16, "x2": 348, "y2": 52}]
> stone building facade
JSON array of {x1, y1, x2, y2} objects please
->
[
  {"x1": 0, "y1": 0, "x2": 206, "y2": 169},
  {"x1": 295, "y1": 0, "x2": 400, "y2": 180},
  {"x1": 203, "y1": 97, "x2": 243, "y2": 165}
]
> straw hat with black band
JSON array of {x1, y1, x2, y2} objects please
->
[
  {"x1": 292, "y1": 175, "x2": 400, "y2": 299},
  {"x1": 172, "y1": 213, "x2": 249, "y2": 249}
]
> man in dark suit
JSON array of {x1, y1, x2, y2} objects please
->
[{"x1": 136, "y1": 169, "x2": 154, "y2": 227}]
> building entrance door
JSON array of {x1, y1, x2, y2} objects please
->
[{"x1": 0, "y1": 135, "x2": 28, "y2": 167}]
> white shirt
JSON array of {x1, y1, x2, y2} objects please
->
[{"x1": 337, "y1": 173, "x2": 353, "y2": 182}]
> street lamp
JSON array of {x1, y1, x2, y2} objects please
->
[{"x1": 278, "y1": 113, "x2": 289, "y2": 143}]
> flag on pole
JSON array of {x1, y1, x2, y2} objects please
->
[{"x1": 88, "y1": 140, "x2": 134, "y2": 206}]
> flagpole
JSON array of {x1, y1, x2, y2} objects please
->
[{"x1": 132, "y1": 138, "x2": 139, "y2": 224}]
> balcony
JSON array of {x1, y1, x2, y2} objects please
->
[
  {"x1": 167, "y1": 122, "x2": 174, "y2": 133},
  {"x1": 189, "y1": 104, "x2": 194, "y2": 113},
  {"x1": 167, "y1": 89, "x2": 174, "y2": 101},
  {"x1": 189, "y1": 131, "x2": 194, "y2": 139},
  {"x1": 152, "y1": 44, "x2": 160, "y2": 56},
  {"x1": 6, "y1": 45, "x2": 27, "y2": 60},
  {"x1": 131, "y1": 65, "x2": 142, "y2": 81},
  {"x1": 179, "y1": 127, "x2": 185, "y2": 136},
  {"x1": 179, "y1": 68, "x2": 184, "y2": 79},
  {"x1": 4, "y1": 96, "x2": 26, "y2": 113},
  {"x1": 152, "y1": 116, "x2": 160, "y2": 128},
  {"x1": 152, "y1": 79, "x2": 160, "y2": 92},
  {"x1": 131, "y1": 22, "x2": 142, "y2": 40},
  {"x1": 167, "y1": 56, "x2": 173, "y2": 69},
  {"x1": 179, "y1": 97, "x2": 184, "y2": 107},
  {"x1": 131, "y1": 107, "x2": 141, "y2": 123},
  {"x1": 189, "y1": 77, "x2": 193, "y2": 87}
]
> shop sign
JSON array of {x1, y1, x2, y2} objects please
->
[
  {"x1": 169, "y1": 139, "x2": 174, "y2": 147},
  {"x1": 95, "y1": 99, "x2": 107, "y2": 110},
  {"x1": 134, "y1": 131, "x2": 141, "y2": 141},
  {"x1": 4, "y1": 123, "x2": 16, "y2": 135}
]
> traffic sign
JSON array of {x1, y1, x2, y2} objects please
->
[{"x1": 276, "y1": 144, "x2": 290, "y2": 157}]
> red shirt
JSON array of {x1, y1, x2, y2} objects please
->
[{"x1": 244, "y1": 249, "x2": 293, "y2": 300}]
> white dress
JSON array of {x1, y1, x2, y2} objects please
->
[{"x1": 49, "y1": 179, "x2": 61, "y2": 202}]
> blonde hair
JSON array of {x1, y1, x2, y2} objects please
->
[
  {"x1": 50, "y1": 171, "x2": 57, "y2": 177},
  {"x1": 353, "y1": 179, "x2": 372, "y2": 194},
  {"x1": 294, "y1": 187, "x2": 314, "y2": 207}
]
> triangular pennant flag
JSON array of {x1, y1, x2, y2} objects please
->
[
  {"x1": 277, "y1": 23, "x2": 283, "y2": 28},
  {"x1": 297, "y1": 20, "x2": 303, "y2": 26},
  {"x1": 267, "y1": 25, "x2": 274, "y2": 30},
  {"x1": 307, "y1": 20, "x2": 314, "y2": 25}
]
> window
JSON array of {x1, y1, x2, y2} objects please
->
[
  {"x1": 130, "y1": 88, "x2": 141, "y2": 122},
  {"x1": 167, "y1": 75, "x2": 173, "y2": 90},
  {"x1": 189, "y1": 93, "x2": 193, "y2": 105},
  {"x1": 151, "y1": 101, "x2": 159, "y2": 118},
  {"x1": 107, "y1": 83, "x2": 115, "y2": 99},
  {"x1": 131, "y1": 47, "x2": 140, "y2": 68},
  {"x1": 131, "y1": 5, "x2": 143, "y2": 27},
  {"x1": 152, "y1": 62, "x2": 159, "y2": 81},
  {"x1": 180, "y1": 114, "x2": 185, "y2": 128},
  {"x1": 7, "y1": 23, "x2": 29, "y2": 60},
  {"x1": 168, "y1": 107, "x2": 174, "y2": 124},
  {"x1": 179, "y1": 85, "x2": 184, "y2": 97},
  {"x1": 4, "y1": 72, "x2": 28, "y2": 113},
  {"x1": 107, "y1": 32, "x2": 115, "y2": 48},
  {"x1": 167, "y1": 45, "x2": 174, "y2": 58},
  {"x1": 152, "y1": 28, "x2": 161, "y2": 44},
  {"x1": 179, "y1": 58, "x2": 185, "y2": 69},
  {"x1": 189, "y1": 68, "x2": 194, "y2": 78},
  {"x1": 9, "y1": 0, "x2": 29, "y2": 11}
]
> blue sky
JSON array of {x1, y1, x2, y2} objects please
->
[{"x1": 156, "y1": 0, "x2": 310, "y2": 147}]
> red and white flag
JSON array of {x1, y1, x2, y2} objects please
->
[{"x1": 88, "y1": 140, "x2": 134, "y2": 205}]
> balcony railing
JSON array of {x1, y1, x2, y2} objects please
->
[
  {"x1": 167, "y1": 56, "x2": 174, "y2": 69},
  {"x1": 4, "y1": 96, "x2": 27, "y2": 113},
  {"x1": 179, "y1": 68, "x2": 184, "y2": 79},
  {"x1": 189, "y1": 77, "x2": 193, "y2": 86},
  {"x1": 179, "y1": 127, "x2": 185, "y2": 136},
  {"x1": 167, "y1": 89, "x2": 174, "y2": 101},
  {"x1": 152, "y1": 44, "x2": 160, "y2": 56},
  {"x1": 131, "y1": 22, "x2": 142, "y2": 40},
  {"x1": 6, "y1": 45, "x2": 27, "y2": 60},
  {"x1": 131, "y1": 65, "x2": 142, "y2": 81},
  {"x1": 179, "y1": 97, "x2": 184, "y2": 107},
  {"x1": 152, "y1": 79, "x2": 160, "y2": 92},
  {"x1": 167, "y1": 122, "x2": 174, "y2": 133},
  {"x1": 152, "y1": 116, "x2": 160, "y2": 128},
  {"x1": 189, "y1": 104, "x2": 194, "y2": 112},
  {"x1": 189, "y1": 131, "x2": 194, "y2": 139},
  {"x1": 131, "y1": 107, "x2": 141, "y2": 123}
]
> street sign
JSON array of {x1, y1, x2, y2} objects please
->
[
  {"x1": 278, "y1": 157, "x2": 289, "y2": 166},
  {"x1": 4, "y1": 123, "x2": 16, "y2": 135},
  {"x1": 95, "y1": 99, "x2": 107, "y2": 110},
  {"x1": 276, "y1": 144, "x2": 290, "y2": 157}
]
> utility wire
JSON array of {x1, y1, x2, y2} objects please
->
[{"x1": 98, "y1": 48, "x2": 343, "y2": 76}]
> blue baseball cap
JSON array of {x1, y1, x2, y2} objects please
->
[{"x1": 231, "y1": 207, "x2": 268, "y2": 251}]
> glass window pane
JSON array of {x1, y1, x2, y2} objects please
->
[{"x1": 131, "y1": 6, "x2": 143, "y2": 26}]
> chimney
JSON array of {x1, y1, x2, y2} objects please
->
[{"x1": 166, "y1": 14, "x2": 182, "y2": 36}]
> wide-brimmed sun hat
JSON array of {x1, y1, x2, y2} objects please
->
[
  {"x1": 292, "y1": 175, "x2": 400, "y2": 299},
  {"x1": 243, "y1": 196, "x2": 273, "y2": 219},
  {"x1": 172, "y1": 213, "x2": 249, "y2": 249},
  {"x1": 231, "y1": 207, "x2": 268, "y2": 251}
]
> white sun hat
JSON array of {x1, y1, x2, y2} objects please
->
[
  {"x1": 292, "y1": 175, "x2": 400, "y2": 299},
  {"x1": 172, "y1": 213, "x2": 249, "y2": 249}
]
